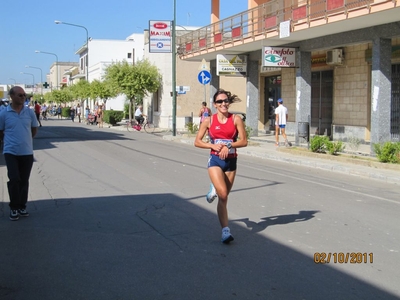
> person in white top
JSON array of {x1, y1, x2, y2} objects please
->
[
  {"x1": 134, "y1": 105, "x2": 146, "y2": 125},
  {"x1": 275, "y1": 98, "x2": 289, "y2": 146},
  {"x1": 76, "y1": 104, "x2": 82, "y2": 123}
]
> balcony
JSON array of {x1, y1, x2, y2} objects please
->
[{"x1": 177, "y1": 0, "x2": 400, "y2": 61}]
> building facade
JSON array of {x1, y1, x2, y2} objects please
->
[
  {"x1": 176, "y1": 0, "x2": 400, "y2": 152},
  {"x1": 74, "y1": 33, "x2": 145, "y2": 110},
  {"x1": 141, "y1": 26, "x2": 249, "y2": 130}
]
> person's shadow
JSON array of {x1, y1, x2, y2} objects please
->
[{"x1": 233, "y1": 210, "x2": 320, "y2": 233}]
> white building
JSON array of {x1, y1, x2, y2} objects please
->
[
  {"x1": 75, "y1": 33, "x2": 144, "y2": 111},
  {"x1": 142, "y1": 27, "x2": 207, "y2": 130}
]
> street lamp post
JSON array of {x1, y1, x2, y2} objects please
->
[
  {"x1": 25, "y1": 65, "x2": 43, "y2": 97},
  {"x1": 20, "y1": 72, "x2": 35, "y2": 94},
  {"x1": 35, "y1": 50, "x2": 59, "y2": 90},
  {"x1": 8, "y1": 78, "x2": 16, "y2": 85},
  {"x1": 172, "y1": 0, "x2": 177, "y2": 136},
  {"x1": 54, "y1": 20, "x2": 89, "y2": 83}
]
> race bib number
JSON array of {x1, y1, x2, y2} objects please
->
[{"x1": 215, "y1": 139, "x2": 235, "y2": 154}]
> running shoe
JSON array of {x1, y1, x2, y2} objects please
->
[
  {"x1": 10, "y1": 210, "x2": 19, "y2": 221},
  {"x1": 17, "y1": 209, "x2": 29, "y2": 217},
  {"x1": 206, "y1": 184, "x2": 217, "y2": 203},
  {"x1": 221, "y1": 228, "x2": 234, "y2": 244}
]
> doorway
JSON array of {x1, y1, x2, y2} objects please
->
[
  {"x1": 264, "y1": 75, "x2": 282, "y2": 132},
  {"x1": 311, "y1": 70, "x2": 333, "y2": 136}
]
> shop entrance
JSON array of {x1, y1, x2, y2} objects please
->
[
  {"x1": 391, "y1": 64, "x2": 400, "y2": 141},
  {"x1": 311, "y1": 70, "x2": 333, "y2": 136},
  {"x1": 264, "y1": 75, "x2": 281, "y2": 132}
]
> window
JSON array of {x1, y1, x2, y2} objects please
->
[{"x1": 127, "y1": 53, "x2": 132, "y2": 59}]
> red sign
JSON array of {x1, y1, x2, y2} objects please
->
[{"x1": 153, "y1": 22, "x2": 168, "y2": 29}]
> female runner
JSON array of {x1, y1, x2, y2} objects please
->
[{"x1": 194, "y1": 89, "x2": 248, "y2": 243}]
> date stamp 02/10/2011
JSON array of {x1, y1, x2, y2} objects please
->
[{"x1": 314, "y1": 252, "x2": 374, "y2": 264}]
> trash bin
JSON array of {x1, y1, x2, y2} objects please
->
[
  {"x1": 185, "y1": 116, "x2": 193, "y2": 125},
  {"x1": 298, "y1": 122, "x2": 309, "y2": 140}
]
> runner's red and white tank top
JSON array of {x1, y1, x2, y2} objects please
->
[{"x1": 209, "y1": 113, "x2": 238, "y2": 158}]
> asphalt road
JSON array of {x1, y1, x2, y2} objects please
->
[{"x1": 1, "y1": 119, "x2": 399, "y2": 300}]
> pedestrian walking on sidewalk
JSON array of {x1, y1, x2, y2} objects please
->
[
  {"x1": 194, "y1": 89, "x2": 248, "y2": 244},
  {"x1": 275, "y1": 98, "x2": 290, "y2": 146},
  {"x1": 70, "y1": 106, "x2": 76, "y2": 122},
  {"x1": 76, "y1": 103, "x2": 82, "y2": 123},
  {"x1": 199, "y1": 101, "x2": 212, "y2": 142},
  {"x1": 97, "y1": 104, "x2": 104, "y2": 128},
  {"x1": 0, "y1": 86, "x2": 39, "y2": 221},
  {"x1": 34, "y1": 101, "x2": 42, "y2": 127},
  {"x1": 57, "y1": 105, "x2": 62, "y2": 119}
]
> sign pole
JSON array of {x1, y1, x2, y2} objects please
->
[
  {"x1": 172, "y1": 1, "x2": 177, "y2": 136},
  {"x1": 198, "y1": 60, "x2": 211, "y2": 110},
  {"x1": 204, "y1": 84, "x2": 206, "y2": 105}
]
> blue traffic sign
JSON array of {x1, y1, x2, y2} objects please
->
[{"x1": 198, "y1": 70, "x2": 211, "y2": 85}]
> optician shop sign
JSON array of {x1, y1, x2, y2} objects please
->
[
  {"x1": 149, "y1": 20, "x2": 172, "y2": 53},
  {"x1": 262, "y1": 47, "x2": 296, "y2": 67}
]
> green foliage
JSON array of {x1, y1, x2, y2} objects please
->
[
  {"x1": 373, "y1": 142, "x2": 400, "y2": 163},
  {"x1": 69, "y1": 80, "x2": 90, "y2": 101},
  {"x1": 103, "y1": 110, "x2": 124, "y2": 125},
  {"x1": 90, "y1": 79, "x2": 115, "y2": 102},
  {"x1": 47, "y1": 89, "x2": 73, "y2": 104},
  {"x1": 185, "y1": 122, "x2": 198, "y2": 134},
  {"x1": 245, "y1": 125, "x2": 252, "y2": 140},
  {"x1": 310, "y1": 136, "x2": 330, "y2": 153},
  {"x1": 124, "y1": 103, "x2": 132, "y2": 119},
  {"x1": 104, "y1": 59, "x2": 161, "y2": 100},
  {"x1": 61, "y1": 107, "x2": 71, "y2": 118},
  {"x1": 32, "y1": 94, "x2": 43, "y2": 103},
  {"x1": 311, "y1": 136, "x2": 345, "y2": 155},
  {"x1": 325, "y1": 140, "x2": 345, "y2": 155},
  {"x1": 104, "y1": 59, "x2": 161, "y2": 121}
]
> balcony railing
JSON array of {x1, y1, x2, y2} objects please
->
[{"x1": 177, "y1": 0, "x2": 397, "y2": 58}]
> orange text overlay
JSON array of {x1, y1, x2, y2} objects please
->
[{"x1": 314, "y1": 252, "x2": 373, "y2": 264}]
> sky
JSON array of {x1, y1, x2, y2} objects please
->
[{"x1": 0, "y1": 0, "x2": 247, "y2": 86}]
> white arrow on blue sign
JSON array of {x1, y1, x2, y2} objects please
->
[{"x1": 198, "y1": 70, "x2": 211, "y2": 85}]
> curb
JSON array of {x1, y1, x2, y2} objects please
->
[{"x1": 163, "y1": 135, "x2": 400, "y2": 185}]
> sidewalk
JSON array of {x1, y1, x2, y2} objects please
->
[
  {"x1": 160, "y1": 132, "x2": 400, "y2": 185},
  {"x1": 79, "y1": 121, "x2": 399, "y2": 185}
]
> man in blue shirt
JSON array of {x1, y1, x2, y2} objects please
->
[{"x1": 0, "y1": 86, "x2": 38, "y2": 221}]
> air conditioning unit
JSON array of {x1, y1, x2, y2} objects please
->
[{"x1": 326, "y1": 49, "x2": 343, "y2": 65}]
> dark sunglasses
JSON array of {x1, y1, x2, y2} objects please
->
[
  {"x1": 17, "y1": 93, "x2": 26, "y2": 97},
  {"x1": 215, "y1": 98, "x2": 230, "y2": 104}
]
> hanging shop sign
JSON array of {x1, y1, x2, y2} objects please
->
[
  {"x1": 149, "y1": 20, "x2": 172, "y2": 53},
  {"x1": 216, "y1": 54, "x2": 247, "y2": 76},
  {"x1": 262, "y1": 47, "x2": 296, "y2": 67}
]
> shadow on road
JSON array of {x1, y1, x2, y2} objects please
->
[
  {"x1": 232, "y1": 210, "x2": 320, "y2": 233},
  {"x1": 0, "y1": 194, "x2": 396, "y2": 300}
]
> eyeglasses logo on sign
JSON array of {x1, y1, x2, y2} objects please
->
[{"x1": 264, "y1": 54, "x2": 282, "y2": 63}]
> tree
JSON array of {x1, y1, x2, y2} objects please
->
[
  {"x1": 46, "y1": 89, "x2": 73, "y2": 104},
  {"x1": 104, "y1": 59, "x2": 161, "y2": 121},
  {"x1": 90, "y1": 79, "x2": 115, "y2": 108},
  {"x1": 69, "y1": 80, "x2": 91, "y2": 107}
]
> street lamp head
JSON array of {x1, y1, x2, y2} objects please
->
[
  {"x1": 25, "y1": 65, "x2": 30, "y2": 68},
  {"x1": 54, "y1": 20, "x2": 62, "y2": 24},
  {"x1": 35, "y1": 50, "x2": 40, "y2": 53}
]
